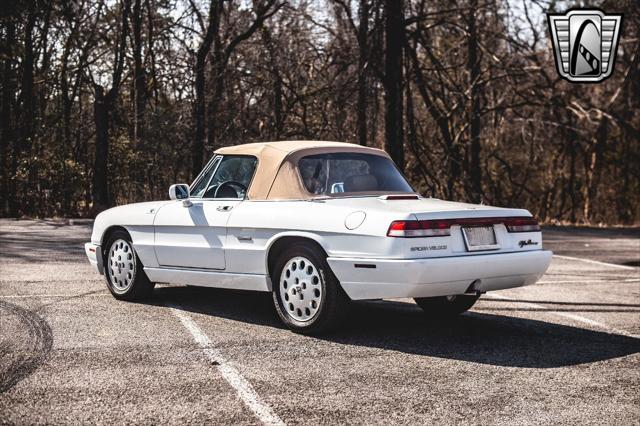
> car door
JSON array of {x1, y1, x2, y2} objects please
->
[{"x1": 153, "y1": 155, "x2": 258, "y2": 270}]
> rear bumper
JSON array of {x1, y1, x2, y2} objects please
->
[
  {"x1": 84, "y1": 242, "x2": 104, "y2": 274},
  {"x1": 327, "y1": 250, "x2": 552, "y2": 300}
]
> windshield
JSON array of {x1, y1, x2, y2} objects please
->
[
  {"x1": 190, "y1": 155, "x2": 257, "y2": 199},
  {"x1": 298, "y1": 153, "x2": 414, "y2": 196}
]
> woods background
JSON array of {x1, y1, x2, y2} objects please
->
[{"x1": 0, "y1": 0, "x2": 638, "y2": 223}]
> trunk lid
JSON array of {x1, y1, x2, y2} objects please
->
[{"x1": 324, "y1": 196, "x2": 542, "y2": 258}]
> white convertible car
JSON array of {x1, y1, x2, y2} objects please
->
[{"x1": 85, "y1": 141, "x2": 552, "y2": 333}]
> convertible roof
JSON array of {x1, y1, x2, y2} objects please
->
[{"x1": 214, "y1": 141, "x2": 390, "y2": 200}]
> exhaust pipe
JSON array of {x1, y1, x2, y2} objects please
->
[{"x1": 465, "y1": 279, "x2": 484, "y2": 296}]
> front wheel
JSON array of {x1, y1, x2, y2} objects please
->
[
  {"x1": 414, "y1": 294, "x2": 479, "y2": 318},
  {"x1": 103, "y1": 230, "x2": 154, "y2": 301},
  {"x1": 272, "y1": 242, "x2": 350, "y2": 334}
]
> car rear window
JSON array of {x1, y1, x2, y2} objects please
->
[{"x1": 298, "y1": 153, "x2": 414, "y2": 196}]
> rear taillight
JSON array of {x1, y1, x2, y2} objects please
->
[
  {"x1": 503, "y1": 217, "x2": 540, "y2": 232},
  {"x1": 387, "y1": 216, "x2": 540, "y2": 237},
  {"x1": 387, "y1": 221, "x2": 422, "y2": 237},
  {"x1": 387, "y1": 220, "x2": 452, "y2": 237},
  {"x1": 379, "y1": 194, "x2": 420, "y2": 200}
]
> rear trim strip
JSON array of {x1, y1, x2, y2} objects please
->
[
  {"x1": 354, "y1": 263, "x2": 377, "y2": 269},
  {"x1": 388, "y1": 216, "x2": 540, "y2": 238}
]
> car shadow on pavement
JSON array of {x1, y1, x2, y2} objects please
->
[
  {"x1": 0, "y1": 234, "x2": 87, "y2": 262},
  {"x1": 152, "y1": 286, "x2": 640, "y2": 369}
]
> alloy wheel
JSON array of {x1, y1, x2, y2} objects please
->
[
  {"x1": 279, "y1": 256, "x2": 322, "y2": 322},
  {"x1": 107, "y1": 239, "x2": 136, "y2": 293}
]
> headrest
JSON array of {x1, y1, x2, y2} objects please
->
[{"x1": 344, "y1": 174, "x2": 378, "y2": 192}]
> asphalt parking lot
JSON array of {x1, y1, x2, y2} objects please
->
[{"x1": 1, "y1": 219, "x2": 638, "y2": 424}]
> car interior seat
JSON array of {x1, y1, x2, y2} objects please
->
[{"x1": 343, "y1": 174, "x2": 378, "y2": 192}]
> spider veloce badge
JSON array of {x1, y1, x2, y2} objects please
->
[{"x1": 547, "y1": 9, "x2": 622, "y2": 83}]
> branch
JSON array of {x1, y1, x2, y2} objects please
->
[{"x1": 222, "y1": 0, "x2": 284, "y2": 66}]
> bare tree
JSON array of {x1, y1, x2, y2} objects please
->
[
  {"x1": 192, "y1": 0, "x2": 282, "y2": 175},
  {"x1": 383, "y1": 0, "x2": 404, "y2": 170},
  {"x1": 91, "y1": 0, "x2": 131, "y2": 210},
  {"x1": 0, "y1": 0, "x2": 637, "y2": 224}
]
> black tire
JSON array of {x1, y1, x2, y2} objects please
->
[
  {"x1": 103, "y1": 229, "x2": 155, "y2": 301},
  {"x1": 271, "y1": 241, "x2": 350, "y2": 334},
  {"x1": 414, "y1": 294, "x2": 479, "y2": 318}
]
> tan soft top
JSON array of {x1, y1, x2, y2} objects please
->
[{"x1": 214, "y1": 141, "x2": 390, "y2": 200}]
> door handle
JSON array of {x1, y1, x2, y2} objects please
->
[{"x1": 217, "y1": 205, "x2": 233, "y2": 212}]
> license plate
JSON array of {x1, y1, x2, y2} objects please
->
[{"x1": 462, "y1": 226, "x2": 500, "y2": 251}]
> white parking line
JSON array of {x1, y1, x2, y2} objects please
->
[
  {"x1": 487, "y1": 293, "x2": 640, "y2": 339},
  {"x1": 553, "y1": 254, "x2": 638, "y2": 271},
  {"x1": 0, "y1": 293, "x2": 110, "y2": 298},
  {"x1": 168, "y1": 304, "x2": 284, "y2": 426},
  {"x1": 537, "y1": 278, "x2": 640, "y2": 284},
  {"x1": 545, "y1": 238, "x2": 633, "y2": 242}
]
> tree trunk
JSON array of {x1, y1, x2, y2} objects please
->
[
  {"x1": 193, "y1": 52, "x2": 207, "y2": 175},
  {"x1": 60, "y1": 32, "x2": 74, "y2": 214},
  {"x1": 18, "y1": 11, "x2": 37, "y2": 215},
  {"x1": 132, "y1": 0, "x2": 147, "y2": 145},
  {"x1": 192, "y1": 0, "x2": 220, "y2": 175},
  {"x1": 206, "y1": 54, "x2": 224, "y2": 149},
  {"x1": 145, "y1": 0, "x2": 159, "y2": 103},
  {"x1": 356, "y1": 0, "x2": 369, "y2": 146},
  {"x1": 566, "y1": 114, "x2": 578, "y2": 223},
  {"x1": 467, "y1": 0, "x2": 482, "y2": 203},
  {"x1": 261, "y1": 27, "x2": 283, "y2": 138},
  {"x1": 92, "y1": 85, "x2": 110, "y2": 210},
  {"x1": 90, "y1": 0, "x2": 130, "y2": 212},
  {"x1": 383, "y1": 0, "x2": 404, "y2": 170},
  {"x1": 1, "y1": 20, "x2": 15, "y2": 216},
  {"x1": 583, "y1": 116, "x2": 608, "y2": 222}
]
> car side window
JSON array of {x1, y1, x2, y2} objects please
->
[
  {"x1": 298, "y1": 153, "x2": 413, "y2": 196},
  {"x1": 190, "y1": 156, "x2": 222, "y2": 198},
  {"x1": 201, "y1": 155, "x2": 258, "y2": 199}
]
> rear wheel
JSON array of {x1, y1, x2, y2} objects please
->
[
  {"x1": 414, "y1": 294, "x2": 479, "y2": 318},
  {"x1": 103, "y1": 230, "x2": 154, "y2": 301},
  {"x1": 272, "y1": 242, "x2": 350, "y2": 334}
]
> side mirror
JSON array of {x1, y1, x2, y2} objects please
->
[{"x1": 169, "y1": 184, "x2": 192, "y2": 207}]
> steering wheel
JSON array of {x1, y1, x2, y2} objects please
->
[{"x1": 213, "y1": 180, "x2": 247, "y2": 199}]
